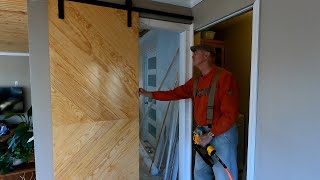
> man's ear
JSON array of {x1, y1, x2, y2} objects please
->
[{"x1": 204, "y1": 51, "x2": 210, "y2": 58}]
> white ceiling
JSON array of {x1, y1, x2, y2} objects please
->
[{"x1": 151, "y1": 0, "x2": 203, "y2": 8}]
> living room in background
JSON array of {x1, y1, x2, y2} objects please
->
[{"x1": 0, "y1": 0, "x2": 36, "y2": 178}]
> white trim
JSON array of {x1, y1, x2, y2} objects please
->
[
  {"x1": 150, "y1": 0, "x2": 203, "y2": 8},
  {"x1": 247, "y1": 0, "x2": 260, "y2": 180},
  {"x1": 139, "y1": 18, "x2": 194, "y2": 180},
  {"x1": 0, "y1": 52, "x2": 29, "y2": 56},
  {"x1": 178, "y1": 26, "x2": 193, "y2": 180},
  {"x1": 28, "y1": 0, "x2": 54, "y2": 179},
  {"x1": 140, "y1": 18, "x2": 190, "y2": 33},
  {"x1": 195, "y1": 5, "x2": 253, "y2": 31},
  {"x1": 151, "y1": 0, "x2": 190, "y2": 8},
  {"x1": 190, "y1": 0, "x2": 203, "y2": 8}
]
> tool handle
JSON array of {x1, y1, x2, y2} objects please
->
[
  {"x1": 206, "y1": 145, "x2": 216, "y2": 156},
  {"x1": 193, "y1": 144, "x2": 214, "y2": 167}
]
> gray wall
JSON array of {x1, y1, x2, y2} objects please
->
[
  {"x1": 255, "y1": 0, "x2": 320, "y2": 179},
  {"x1": 27, "y1": 0, "x2": 54, "y2": 179},
  {"x1": 192, "y1": 0, "x2": 254, "y2": 30},
  {"x1": 0, "y1": 55, "x2": 31, "y2": 123}
]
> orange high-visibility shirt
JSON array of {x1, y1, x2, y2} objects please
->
[{"x1": 152, "y1": 66, "x2": 239, "y2": 136}]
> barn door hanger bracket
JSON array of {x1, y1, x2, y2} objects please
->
[
  {"x1": 58, "y1": 0, "x2": 65, "y2": 19},
  {"x1": 126, "y1": 0, "x2": 133, "y2": 27}
]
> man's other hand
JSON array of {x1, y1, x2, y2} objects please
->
[{"x1": 199, "y1": 133, "x2": 213, "y2": 147}]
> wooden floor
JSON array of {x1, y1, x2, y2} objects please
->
[{"x1": 139, "y1": 156, "x2": 162, "y2": 180}]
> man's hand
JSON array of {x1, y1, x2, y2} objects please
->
[
  {"x1": 199, "y1": 133, "x2": 213, "y2": 147},
  {"x1": 138, "y1": 88, "x2": 153, "y2": 98}
]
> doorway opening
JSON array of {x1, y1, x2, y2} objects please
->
[
  {"x1": 139, "y1": 28, "x2": 180, "y2": 180},
  {"x1": 194, "y1": 10, "x2": 253, "y2": 180},
  {"x1": 138, "y1": 18, "x2": 193, "y2": 180}
]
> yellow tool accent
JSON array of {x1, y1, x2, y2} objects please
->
[
  {"x1": 207, "y1": 146, "x2": 215, "y2": 156},
  {"x1": 193, "y1": 132, "x2": 200, "y2": 145}
]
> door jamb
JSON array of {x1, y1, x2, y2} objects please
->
[{"x1": 247, "y1": 0, "x2": 260, "y2": 179}]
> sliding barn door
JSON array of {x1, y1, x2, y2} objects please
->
[{"x1": 48, "y1": 0, "x2": 139, "y2": 179}]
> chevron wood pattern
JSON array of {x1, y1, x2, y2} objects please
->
[
  {"x1": 48, "y1": 0, "x2": 139, "y2": 178},
  {"x1": 0, "y1": 0, "x2": 28, "y2": 52}
]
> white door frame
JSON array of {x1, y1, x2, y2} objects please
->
[
  {"x1": 0, "y1": 52, "x2": 29, "y2": 56},
  {"x1": 139, "y1": 18, "x2": 194, "y2": 180},
  {"x1": 247, "y1": 1, "x2": 260, "y2": 179},
  {"x1": 194, "y1": 1, "x2": 260, "y2": 180}
]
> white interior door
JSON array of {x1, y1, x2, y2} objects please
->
[{"x1": 143, "y1": 52, "x2": 158, "y2": 148}]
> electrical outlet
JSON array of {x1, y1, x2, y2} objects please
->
[{"x1": 14, "y1": 81, "x2": 18, "y2": 86}]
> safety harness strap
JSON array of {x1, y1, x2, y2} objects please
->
[
  {"x1": 207, "y1": 68, "x2": 223, "y2": 126},
  {"x1": 193, "y1": 78, "x2": 199, "y2": 99},
  {"x1": 193, "y1": 68, "x2": 223, "y2": 127}
]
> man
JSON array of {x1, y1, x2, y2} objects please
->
[{"x1": 139, "y1": 44, "x2": 239, "y2": 180}]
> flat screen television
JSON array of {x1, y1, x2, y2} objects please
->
[{"x1": 0, "y1": 87, "x2": 24, "y2": 115}]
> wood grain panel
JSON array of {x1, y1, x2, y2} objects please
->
[
  {"x1": 48, "y1": 0, "x2": 139, "y2": 178},
  {"x1": 53, "y1": 120, "x2": 138, "y2": 179},
  {"x1": 0, "y1": 0, "x2": 28, "y2": 52}
]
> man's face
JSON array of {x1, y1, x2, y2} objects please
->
[{"x1": 192, "y1": 50, "x2": 208, "y2": 67}]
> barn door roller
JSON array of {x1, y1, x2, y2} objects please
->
[{"x1": 57, "y1": 0, "x2": 194, "y2": 27}]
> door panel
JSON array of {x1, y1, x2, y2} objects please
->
[
  {"x1": 48, "y1": 0, "x2": 139, "y2": 178},
  {"x1": 144, "y1": 53, "x2": 157, "y2": 147}
]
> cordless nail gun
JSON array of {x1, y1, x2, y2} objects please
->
[{"x1": 193, "y1": 129, "x2": 233, "y2": 180}]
